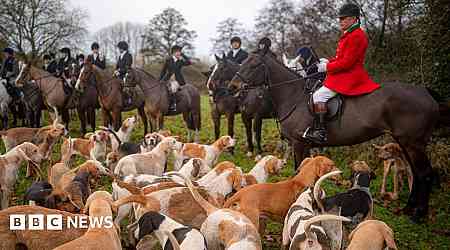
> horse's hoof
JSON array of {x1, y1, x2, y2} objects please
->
[{"x1": 246, "y1": 152, "x2": 253, "y2": 157}]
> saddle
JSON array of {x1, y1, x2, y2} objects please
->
[{"x1": 305, "y1": 78, "x2": 344, "y2": 121}]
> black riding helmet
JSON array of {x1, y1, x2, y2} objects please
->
[
  {"x1": 171, "y1": 45, "x2": 182, "y2": 54},
  {"x1": 117, "y1": 41, "x2": 129, "y2": 51},
  {"x1": 258, "y1": 37, "x2": 272, "y2": 50},
  {"x1": 43, "y1": 54, "x2": 52, "y2": 60},
  {"x1": 338, "y1": 3, "x2": 360, "y2": 18},
  {"x1": 91, "y1": 42, "x2": 100, "y2": 50},
  {"x1": 59, "y1": 47, "x2": 71, "y2": 57},
  {"x1": 230, "y1": 36, "x2": 242, "y2": 45},
  {"x1": 3, "y1": 47, "x2": 14, "y2": 55}
]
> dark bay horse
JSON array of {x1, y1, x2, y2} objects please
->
[
  {"x1": 229, "y1": 52, "x2": 439, "y2": 221},
  {"x1": 124, "y1": 68, "x2": 201, "y2": 142},
  {"x1": 68, "y1": 63, "x2": 98, "y2": 134},
  {"x1": 204, "y1": 60, "x2": 239, "y2": 142},
  {"x1": 209, "y1": 56, "x2": 276, "y2": 156},
  {"x1": 75, "y1": 59, "x2": 148, "y2": 134}
]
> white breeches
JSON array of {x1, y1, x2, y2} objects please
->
[{"x1": 312, "y1": 86, "x2": 337, "y2": 103}]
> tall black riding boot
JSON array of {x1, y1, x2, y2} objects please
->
[{"x1": 303, "y1": 102, "x2": 328, "y2": 144}]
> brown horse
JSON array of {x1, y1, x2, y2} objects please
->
[
  {"x1": 124, "y1": 68, "x2": 201, "y2": 141},
  {"x1": 15, "y1": 63, "x2": 71, "y2": 129},
  {"x1": 229, "y1": 52, "x2": 439, "y2": 222},
  {"x1": 67, "y1": 62, "x2": 98, "y2": 134},
  {"x1": 75, "y1": 59, "x2": 148, "y2": 134}
]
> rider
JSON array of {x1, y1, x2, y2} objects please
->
[
  {"x1": 257, "y1": 37, "x2": 276, "y2": 57},
  {"x1": 90, "y1": 42, "x2": 106, "y2": 69},
  {"x1": 43, "y1": 53, "x2": 58, "y2": 75},
  {"x1": 159, "y1": 45, "x2": 192, "y2": 112},
  {"x1": 76, "y1": 54, "x2": 85, "y2": 68},
  {"x1": 226, "y1": 36, "x2": 248, "y2": 64},
  {"x1": 56, "y1": 47, "x2": 76, "y2": 79},
  {"x1": 115, "y1": 41, "x2": 133, "y2": 106},
  {"x1": 0, "y1": 47, "x2": 20, "y2": 99},
  {"x1": 303, "y1": 3, "x2": 380, "y2": 144}
]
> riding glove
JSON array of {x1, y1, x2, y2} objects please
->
[
  {"x1": 317, "y1": 62, "x2": 327, "y2": 73},
  {"x1": 319, "y1": 58, "x2": 329, "y2": 64}
]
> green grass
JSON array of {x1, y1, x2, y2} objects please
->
[{"x1": 8, "y1": 95, "x2": 450, "y2": 250}]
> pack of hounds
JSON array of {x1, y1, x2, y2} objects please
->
[{"x1": 0, "y1": 115, "x2": 409, "y2": 249}]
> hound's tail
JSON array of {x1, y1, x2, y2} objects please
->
[
  {"x1": 163, "y1": 230, "x2": 181, "y2": 250},
  {"x1": 166, "y1": 172, "x2": 217, "y2": 215},
  {"x1": 313, "y1": 170, "x2": 342, "y2": 213}
]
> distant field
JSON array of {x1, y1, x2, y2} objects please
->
[{"x1": 8, "y1": 95, "x2": 450, "y2": 250}]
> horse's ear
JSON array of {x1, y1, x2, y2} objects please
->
[
  {"x1": 282, "y1": 54, "x2": 288, "y2": 66},
  {"x1": 214, "y1": 54, "x2": 221, "y2": 62}
]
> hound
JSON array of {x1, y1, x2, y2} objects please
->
[
  {"x1": 223, "y1": 156, "x2": 339, "y2": 230},
  {"x1": 373, "y1": 143, "x2": 413, "y2": 201},
  {"x1": 0, "y1": 142, "x2": 43, "y2": 209},
  {"x1": 60, "y1": 130, "x2": 109, "y2": 162},
  {"x1": 53, "y1": 191, "x2": 121, "y2": 250},
  {"x1": 347, "y1": 220, "x2": 398, "y2": 250},
  {"x1": 136, "y1": 211, "x2": 207, "y2": 249},
  {"x1": 173, "y1": 135, "x2": 235, "y2": 170},
  {"x1": 242, "y1": 155, "x2": 286, "y2": 186}
]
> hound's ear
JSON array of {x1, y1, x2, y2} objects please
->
[
  {"x1": 191, "y1": 159, "x2": 201, "y2": 178},
  {"x1": 215, "y1": 54, "x2": 221, "y2": 62},
  {"x1": 230, "y1": 170, "x2": 242, "y2": 191},
  {"x1": 298, "y1": 157, "x2": 312, "y2": 169},
  {"x1": 264, "y1": 157, "x2": 278, "y2": 175},
  {"x1": 382, "y1": 227, "x2": 398, "y2": 249}
]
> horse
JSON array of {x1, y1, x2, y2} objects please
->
[
  {"x1": 75, "y1": 58, "x2": 148, "y2": 134},
  {"x1": 208, "y1": 55, "x2": 276, "y2": 157},
  {"x1": 124, "y1": 67, "x2": 201, "y2": 142},
  {"x1": 68, "y1": 62, "x2": 98, "y2": 134},
  {"x1": 0, "y1": 82, "x2": 12, "y2": 129},
  {"x1": 15, "y1": 63, "x2": 72, "y2": 129},
  {"x1": 204, "y1": 60, "x2": 239, "y2": 143},
  {"x1": 228, "y1": 51, "x2": 439, "y2": 222},
  {"x1": 21, "y1": 79, "x2": 45, "y2": 128}
]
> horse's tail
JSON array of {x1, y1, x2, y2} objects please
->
[{"x1": 427, "y1": 88, "x2": 450, "y2": 128}]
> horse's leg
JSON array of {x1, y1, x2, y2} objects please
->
[
  {"x1": 253, "y1": 117, "x2": 263, "y2": 157},
  {"x1": 212, "y1": 110, "x2": 221, "y2": 140},
  {"x1": 182, "y1": 112, "x2": 192, "y2": 142},
  {"x1": 61, "y1": 108, "x2": 70, "y2": 131},
  {"x1": 242, "y1": 113, "x2": 254, "y2": 157},
  {"x1": 101, "y1": 108, "x2": 110, "y2": 128},
  {"x1": 398, "y1": 142, "x2": 433, "y2": 222},
  {"x1": 158, "y1": 114, "x2": 164, "y2": 131},
  {"x1": 226, "y1": 112, "x2": 235, "y2": 154},
  {"x1": 292, "y1": 140, "x2": 308, "y2": 171},
  {"x1": 88, "y1": 107, "x2": 96, "y2": 132},
  {"x1": 137, "y1": 107, "x2": 148, "y2": 135},
  {"x1": 77, "y1": 107, "x2": 87, "y2": 135},
  {"x1": 112, "y1": 109, "x2": 122, "y2": 131}
]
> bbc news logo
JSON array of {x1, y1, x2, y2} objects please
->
[{"x1": 10, "y1": 214, "x2": 114, "y2": 230}]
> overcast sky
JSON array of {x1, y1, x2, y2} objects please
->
[{"x1": 70, "y1": 0, "x2": 270, "y2": 58}]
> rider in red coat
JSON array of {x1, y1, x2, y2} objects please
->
[{"x1": 303, "y1": 3, "x2": 380, "y2": 144}]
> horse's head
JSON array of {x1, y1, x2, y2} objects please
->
[
  {"x1": 68, "y1": 63, "x2": 81, "y2": 86},
  {"x1": 124, "y1": 68, "x2": 137, "y2": 86},
  {"x1": 282, "y1": 54, "x2": 305, "y2": 76},
  {"x1": 76, "y1": 57, "x2": 94, "y2": 91},
  {"x1": 229, "y1": 52, "x2": 267, "y2": 90},
  {"x1": 208, "y1": 54, "x2": 240, "y2": 91},
  {"x1": 15, "y1": 61, "x2": 31, "y2": 87}
]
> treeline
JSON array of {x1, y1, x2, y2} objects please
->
[{"x1": 211, "y1": 0, "x2": 450, "y2": 98}]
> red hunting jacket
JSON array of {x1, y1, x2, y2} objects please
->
[{"x1": 324, "y1": 25, "x2": 380, "y2": 95}]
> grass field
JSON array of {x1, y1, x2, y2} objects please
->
[{"x1": 8, "y1": 95, "x2": 450, "y2": 250}]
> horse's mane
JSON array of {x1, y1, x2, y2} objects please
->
[
  {"x1": 30, "y1": 64, "x2": 58, "y2": 79},
  {"x1": 254, "y1": 51, "x2": 305, "y2": 79},
  {"x1": 134, "y1": 67, "x2": 158, "y2": 80}
]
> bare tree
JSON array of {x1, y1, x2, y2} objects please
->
[
  {"x1": 210, "y1": 18, "x2": 249, "y2": 54},
  {"x1": 0, "y1": 0, "x2": 88, "y2": 60},
  {"x1": 92, "y1": 22, "x2": 145, "y2": 63},
  {"x1": 143, "y1": 7, "x2": 197, "y2": 62},
  {"x1": 254, "y1": 0, "x2": 297, "y2": 53}
]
